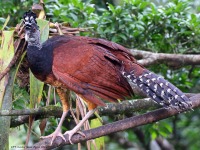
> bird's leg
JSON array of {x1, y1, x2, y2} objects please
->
[
  {"x1": 41, "y1": 88, "x2": 69, "y2": 145},
  {"x1": 40, "y1": 111, "x2": 68, "y2": 144},
  {"x1": 64, "y1": 109, "x2": 97, "y2": 144},
  {"x1": 64, "y1": 100, "x2": 97, "y2": 144}
]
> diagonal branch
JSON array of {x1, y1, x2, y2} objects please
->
[
  {"x1": 130, "y1": 49, "x2": 200, "y2": 67},
  {"x1": 26, "y1": 94, "x2": 200, "y2": 150}
]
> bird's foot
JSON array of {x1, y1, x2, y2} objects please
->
[
  {"x1": 64, "y1": 129, "x2": 86, "y2": 144},
  {"x1": 40, "y1": 129, "x2": 66, "y2": 145}
]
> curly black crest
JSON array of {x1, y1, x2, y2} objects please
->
[
  {"x1": 23, "y1": 10, "x2": 36, "y2": 21},
  {"x1": 23, "y1": 11, "x2": 37, "y2": 28}
]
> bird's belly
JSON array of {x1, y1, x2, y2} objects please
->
[{"x1": 44, "y1": 73, "x2": 66, "y2": 88}]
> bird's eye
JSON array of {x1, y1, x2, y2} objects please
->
[{"x1": 33, "y1": 28, "x2": 36, "y2": 32}]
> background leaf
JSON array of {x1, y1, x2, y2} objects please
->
[{"x1": 0, "y1": 30, "x2": 14, "y2": 150}]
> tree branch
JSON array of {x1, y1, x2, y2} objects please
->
[
  {"x1": 6, "y1": 93, "x2": 196, "y2": 127},
  {"x1": 8, "y1": 98, "x2": 158, "y2": 127},
  {"x1": 26, "y1": 94, "x2": 200, "y2": 150},
  {"x1": 130, "y1": 49, "x2": 200, "y2": 67},
  {"x1": 3, "y1": 93, "x2": 195, "y2": 117}
]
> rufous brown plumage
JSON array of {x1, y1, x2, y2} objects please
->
[{"x1": 23, "y1": 11, "x2": 191, "y2": 144}]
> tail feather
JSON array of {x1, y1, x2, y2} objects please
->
[{"x1": 122, "y1": 69, "x2": 192, "y2": 109}]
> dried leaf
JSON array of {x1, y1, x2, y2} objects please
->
[
  {"x1": 25, "y1": 116, "x2": 35, "y2": 146},
  {"x1": 39, "y1": 119, "x2": 47, "y2": 135},
  {"x1": 32, "y1": 4, "x2": 43, "y2": 10}
]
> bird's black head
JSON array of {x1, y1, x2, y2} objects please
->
[{"x1": 23, "y1": 11, "x2": 40, "y2": 45}]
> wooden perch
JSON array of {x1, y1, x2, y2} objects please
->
[
  {"x1": 3, "y1": 93, "x2": 195, "y2": 128},
  {"x1": 26, "y1": 94, "x2": 200, "y2": 150},
  {"x1": 8, "y1": 98, "x2": 157, "y2": 127}
]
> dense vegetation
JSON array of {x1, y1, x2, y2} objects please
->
[{"x1": 1, "y1": 0, "x2": 200, "y2": 149}]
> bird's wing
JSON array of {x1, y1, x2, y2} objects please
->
[{"x1": 52, "y1": 36, "x2": 133, "y2": 106}]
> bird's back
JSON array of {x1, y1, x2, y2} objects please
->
[{"x1": 41, "y1": 35, "x2": 134, "y2": 105}]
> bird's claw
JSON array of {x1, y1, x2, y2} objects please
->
[
  {"x1": 40, "y1": 130, "x2": 66, "y2": 145},
  {"x1": 64, "y1": 130, "x2": 85, "y2": 144},
  {"x1": 77, "y1": 131, "x2": 86, "y2": 137}
]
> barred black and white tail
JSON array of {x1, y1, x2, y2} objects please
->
[{"x1": 123, "y1": 69, "x2": 192, "y2": 109}]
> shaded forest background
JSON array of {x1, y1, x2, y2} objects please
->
[{"x1": 0, "y1": 0, "x2": 200, "y2": 149}]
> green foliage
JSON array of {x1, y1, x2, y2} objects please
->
[
  {"x1": 0, "y1": 0, "x2": 37, "y2": 28},
  {"x1": 149, "y1": 121, "x2": 172, "y2": 139},
  {"x1": 45, "y1": 0, "x2": 200, "y2": 53},
  {"x1": 176, "y1": 109, "x2": 200, "y2": 150},
  {"x1": 45, "y1": 0, "x2": 98, "y2": 27},
  {"x1": 98, "y1": 0, "x2": 200, "y2": 52},
  {"x1": 13, "y1": 84, "x2": 30, "y2": 109},
  {"x1": 1, "y1": 0, "x2": 200, "y2": 53},
  {"x1": 91, "y1": 118, "x2": 105, "y2": 150}
]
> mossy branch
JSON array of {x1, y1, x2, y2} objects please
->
[
  {"x1": 2, "y1": 93, "x2": 196, "y2": 128},
  {"x1": 9, "y1": 98, "x2": 158, "y2": 127}
]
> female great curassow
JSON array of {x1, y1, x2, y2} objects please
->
[{"x1": 23, "y1": 11, "x2": 191, "y2": 144}]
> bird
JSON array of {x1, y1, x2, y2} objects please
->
[{"x1": 23, "y1": 11, "x2": 191, "y2": 144}]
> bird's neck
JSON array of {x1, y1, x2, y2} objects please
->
[
  {"x1": 27, "y1": 44, "x2": 44, "y2": 66},
  {"x1": 27, "y1": 40, "x2": 41, "y2": 49},
  {"x1": 26, "y1": 39, "x2": 54, "y2": 80},
  {"x1": 26, "y1": 32, "x2": 42, "y2": 64},
  {"x1": 26, "y1": 28, "x2": 43, "y2": 63},
  {"x1": 26, "y1": 30, "x2": 41, "y2": 49}
]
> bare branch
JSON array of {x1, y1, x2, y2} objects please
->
[
  {"x1": 26, "y1": 94, "x2": 200, "y2": 150},
  {"x1": 130, "y1": 49, "x2": 200, "y2": 67}
]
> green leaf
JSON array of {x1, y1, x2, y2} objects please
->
[
  {"x1": 1, "y1": 15, "x2": 10, "y2": 31},
  {"x1": 90, "y1": 118, "x2": 105, "y2": 150},
  {"x1": 118, "y1": 33, "x2": 127, "y2": 41},
  {"x1": 0, "y1": 30, "x2": 15, "y2": 150},
  {"x1": 0, "y1": 30, "x2": 15, "y2": 107},
  {"x1": 108, "y1": 3, "x2": 115, "y2": 12},
  {"x1": 151, "y1": 131, "x2": 157, "y2": 140},
  {"x1": 37, "y1": 19, "x2": 50, "y2": 43},
  {"x1": 29, "y1": 72, "x2": 44, "y2": 108}
]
